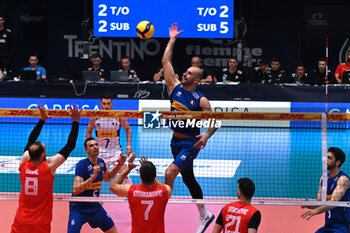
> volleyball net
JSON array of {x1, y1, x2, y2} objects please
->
[{"x1": 1, "y1": 108, "x2": 350, "y2": 206}]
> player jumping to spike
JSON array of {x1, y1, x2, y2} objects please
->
[{"x1": 162, "y1": 23, "x2": 218, "y2": 233}]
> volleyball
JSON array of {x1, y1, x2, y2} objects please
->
[{"x1": 136, "y1": 21, "x2": 154, "y2": 39}]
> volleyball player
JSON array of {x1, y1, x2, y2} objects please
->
[
  {"x1": 212, "y1": 178, "x2": 261, "y2": 233},
  {"x1": 86, "y1": 94, "x2": 133, "y2": 184},
  {"x1": 109, "y1": 155, "x2": 172, "y2": 233},
  {"x1": 162, "y1": 23, "x2": 218, "y2": 233},
  {"x1": 11, "y1": 104, "x2": 81, "y2": 233},
  {"x1": 301, "y1": 147, "x2": 350, "y2": 233},
  {"x1": 67, "y1": 137, "x2": 127, "y2": 233}
]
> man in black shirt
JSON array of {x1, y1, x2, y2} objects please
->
[
  {"x1": 215, "y1": 57, "x2": 247, "y2": 84},
  {"x1": 0, "y1": 16, "x2": 13, "y2": 74},
  {"x1": 309, "y1": 59, "x2": 336, "y2": 85},
  {"x1": 262, "y1": 58, "x2": 286, "y2": 84},
  {"x1": 87, "y1": 54, "x2": 106, "y2": 81},
  {"x1": 118, "y1": 56, "x2": 140, "y2": 82},
  {"x1": 288, "y1": 64, "x2": 309, "y2": 85}
]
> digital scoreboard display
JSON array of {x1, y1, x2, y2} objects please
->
[{"x1": 93, "y1": 0, "x2": 234, "y2": 38}]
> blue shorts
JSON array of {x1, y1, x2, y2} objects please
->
[
  {"x1": 67, "y1": 203, "x2": 114, "y2": 233},
  {"x1": 171, "y1": 137, "x2": 200, "y2": 172},
  {"x1": 316, "y1": 225, "x2": 349, "y2": 233}
]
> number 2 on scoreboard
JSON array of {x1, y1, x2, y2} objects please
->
[
  {"x1": 225, "y1": 215, "x2": 241, "y2": 233},
  {"x1": 141, "y1": 200, "x2": 154, "y2": 220}
]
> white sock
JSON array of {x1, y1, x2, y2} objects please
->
[
  {"x1": 123, "y1": 175, "x2": 133, "y2": 185},
  {"x1": 196, "y1": 204, "x2": 208, "y2": 218}
]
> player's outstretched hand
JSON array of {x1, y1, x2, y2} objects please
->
[
  {"x1": 194, "y1": 134, "x2": 209, "y2": 149},
  {"x1": 37, "y1": 104, "x2": 51, "y2": 121},
  {"x1": 301, "y1": 210, "x2": 315, "y2": 220},
  {"x1": 169, "y1": 23, "x2": 183, "y2": 39},
  {"x1": 127, "y1": 153, "x2": 137, "y2": 170},
  {"x1": 69, "y1": 104, "x2": 82, "y2": 122},
  {"x1": 116, "y1": 153, "x2": 127, "y2": 166},
  {"x1": 139, "y1": 156, "x2": 148, "y2": 165}
]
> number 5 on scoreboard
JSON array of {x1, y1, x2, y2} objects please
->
[{"x1": 141, "y1": 200, "x2": 154, "y2": 220}]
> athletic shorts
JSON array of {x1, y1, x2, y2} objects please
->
[
  {"x1": 316, "y1": 225, "x2": 349, "y2": 233},
  {"x1": 68, "y1": 203, "x2": 114, "y2": 233},
  {"x1": 99, "y1": 149, "x2": 122, "y2": 166},
  {"x1": 171, "y1": 137, "x2": 200, "y2": 172},
  {"x1": 11, "y1": 219, "x2": 51, "y2": 233}
]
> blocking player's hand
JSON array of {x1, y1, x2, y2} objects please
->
[
  {"x1": 139, "y1": 156, "x2": 148, "y2": 166},
  {"x1": 38, "y1": 104, "x2": 51, "y2": 121},
  {"x1": 194, "y1": 134, "x2": 209, "y2": 149},
  {"x1": 127, "y1": 153, "x2": 137, "y2": 170},
  {"x1": 92, "y1": 165, "x2": 100, "y2": 179},
  {"x1": 116, "y1": 153, "x2": 127, "y2": 165},
  {"x1": 126, "y1": 146, "x2": 133, "y2": 156},
  {"x1": 69, "y1": 104, "x2": 82, "y2": 122}
]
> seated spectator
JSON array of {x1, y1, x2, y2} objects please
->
[
  {"x1": 87, "y1": 54, "x2": 106, "y2": 81},
  {"x1": 118, "y1": 56, "x2": 140, "y2": 82},
  {"x1": 340, "y1": 69, "x2": 350, "y2": 84},
  {"x1": 215, "y1": 57, "x2": 247, "y2": 84},
  {"x1": 190, "y1": 56, "x2": 213, "y2": 83},
  {"x1": 335, "y1": 51, "x2": 350, "y2": 84},
  {"x1": 21, "y1": 54, "x2": 47, "y2": 80},
  {"x1": 288, "y1": 64, "x2": 309, "y2": 85},
  {"x1": 153, "y1": 63, "x2": 179, "y2": 82},
  {"x1": 0, "y1": 68, "x2": 3, "y2": 80},
  {"x1": 309, "y1": 58, "x2": 336, "y2": 85},
  {"x1": 252, "y1": 59, "x2": 269, "y2": 83},
  {"x1": 262, "y1": 58, "x2": 286, "y2": 84}
]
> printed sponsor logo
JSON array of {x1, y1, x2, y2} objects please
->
[{"x1": 0, "y1": 156, "x2": 240, "y2": 178}]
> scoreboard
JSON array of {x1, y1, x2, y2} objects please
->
[{"x1": 93, "y1": 0, "x2": 234, "y2": 38}]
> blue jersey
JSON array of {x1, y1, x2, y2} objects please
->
[
  {"x1": 325, "y1": 171, "x2": 350, "y2": 228},
  {"x1": 23, "y1": 66, "x2": 47, "y2": 78},
  {"x1": 70, "y1": 158, "x2": 106, "y2": 211},
  {"x1": 169, "y1": 84, "x2": 204, "y2": 137}
]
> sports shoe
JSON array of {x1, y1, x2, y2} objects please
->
[{"x1": 197, "y1": 212, "x2": 215, "y2": 233}]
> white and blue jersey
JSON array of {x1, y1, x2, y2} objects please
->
[
  {"x1": 169, "y1": 84, "x2": 204, "y2": 137},
  {"x1": 324, "y1": 171, "x2": 350, "y2": 229}
]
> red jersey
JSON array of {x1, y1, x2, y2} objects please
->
[
  {"x1": 220, "y1": 201, "x2": 259, "y2": 233},
  {"x1": 335, "y1": 63, "x2": 350, "y2": 79},
  {"x1": 128, "y1": 184, "x2": 169, "y2": 233},
  {"x1": 14, "y1": 160, "x2": 54, "y2": 225}
]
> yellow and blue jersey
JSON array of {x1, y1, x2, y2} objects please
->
[
  {"x1": 169, "y1": 84, "x2": 204, "y2": 137},
  {"x1": 70, "y1": 158, "x2": 106, "y2": 211}
]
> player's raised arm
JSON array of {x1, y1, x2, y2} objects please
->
[
  {"x1": 120, "y1": 118, "x2": 133, "y2": 155},
  {"x1": 109, "y1": 153, "x2": 137, "y2": 197},
  {"x1": 104, "y1": 153, "x2": 127, "y2": 182},
  {"x1": 47, "y1": 105, "x2": 81, "y2": 174},
  {"x1": 86, "y1": 118, "x2": 95, "y2": 138},
  {"x1": 161, "y1": 23, "x2": 183, "y2": 94},
  {"x1": 21, "y1": 104, "x2": 51, "y2": 164}
]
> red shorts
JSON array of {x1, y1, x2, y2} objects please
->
[{"x1": 11, "y1": 219, "x2": 51, "y2": 233}]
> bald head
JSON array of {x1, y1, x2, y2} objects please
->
[{"x1": 28, "y1": 142, "x2": 45, "y2": 161}]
